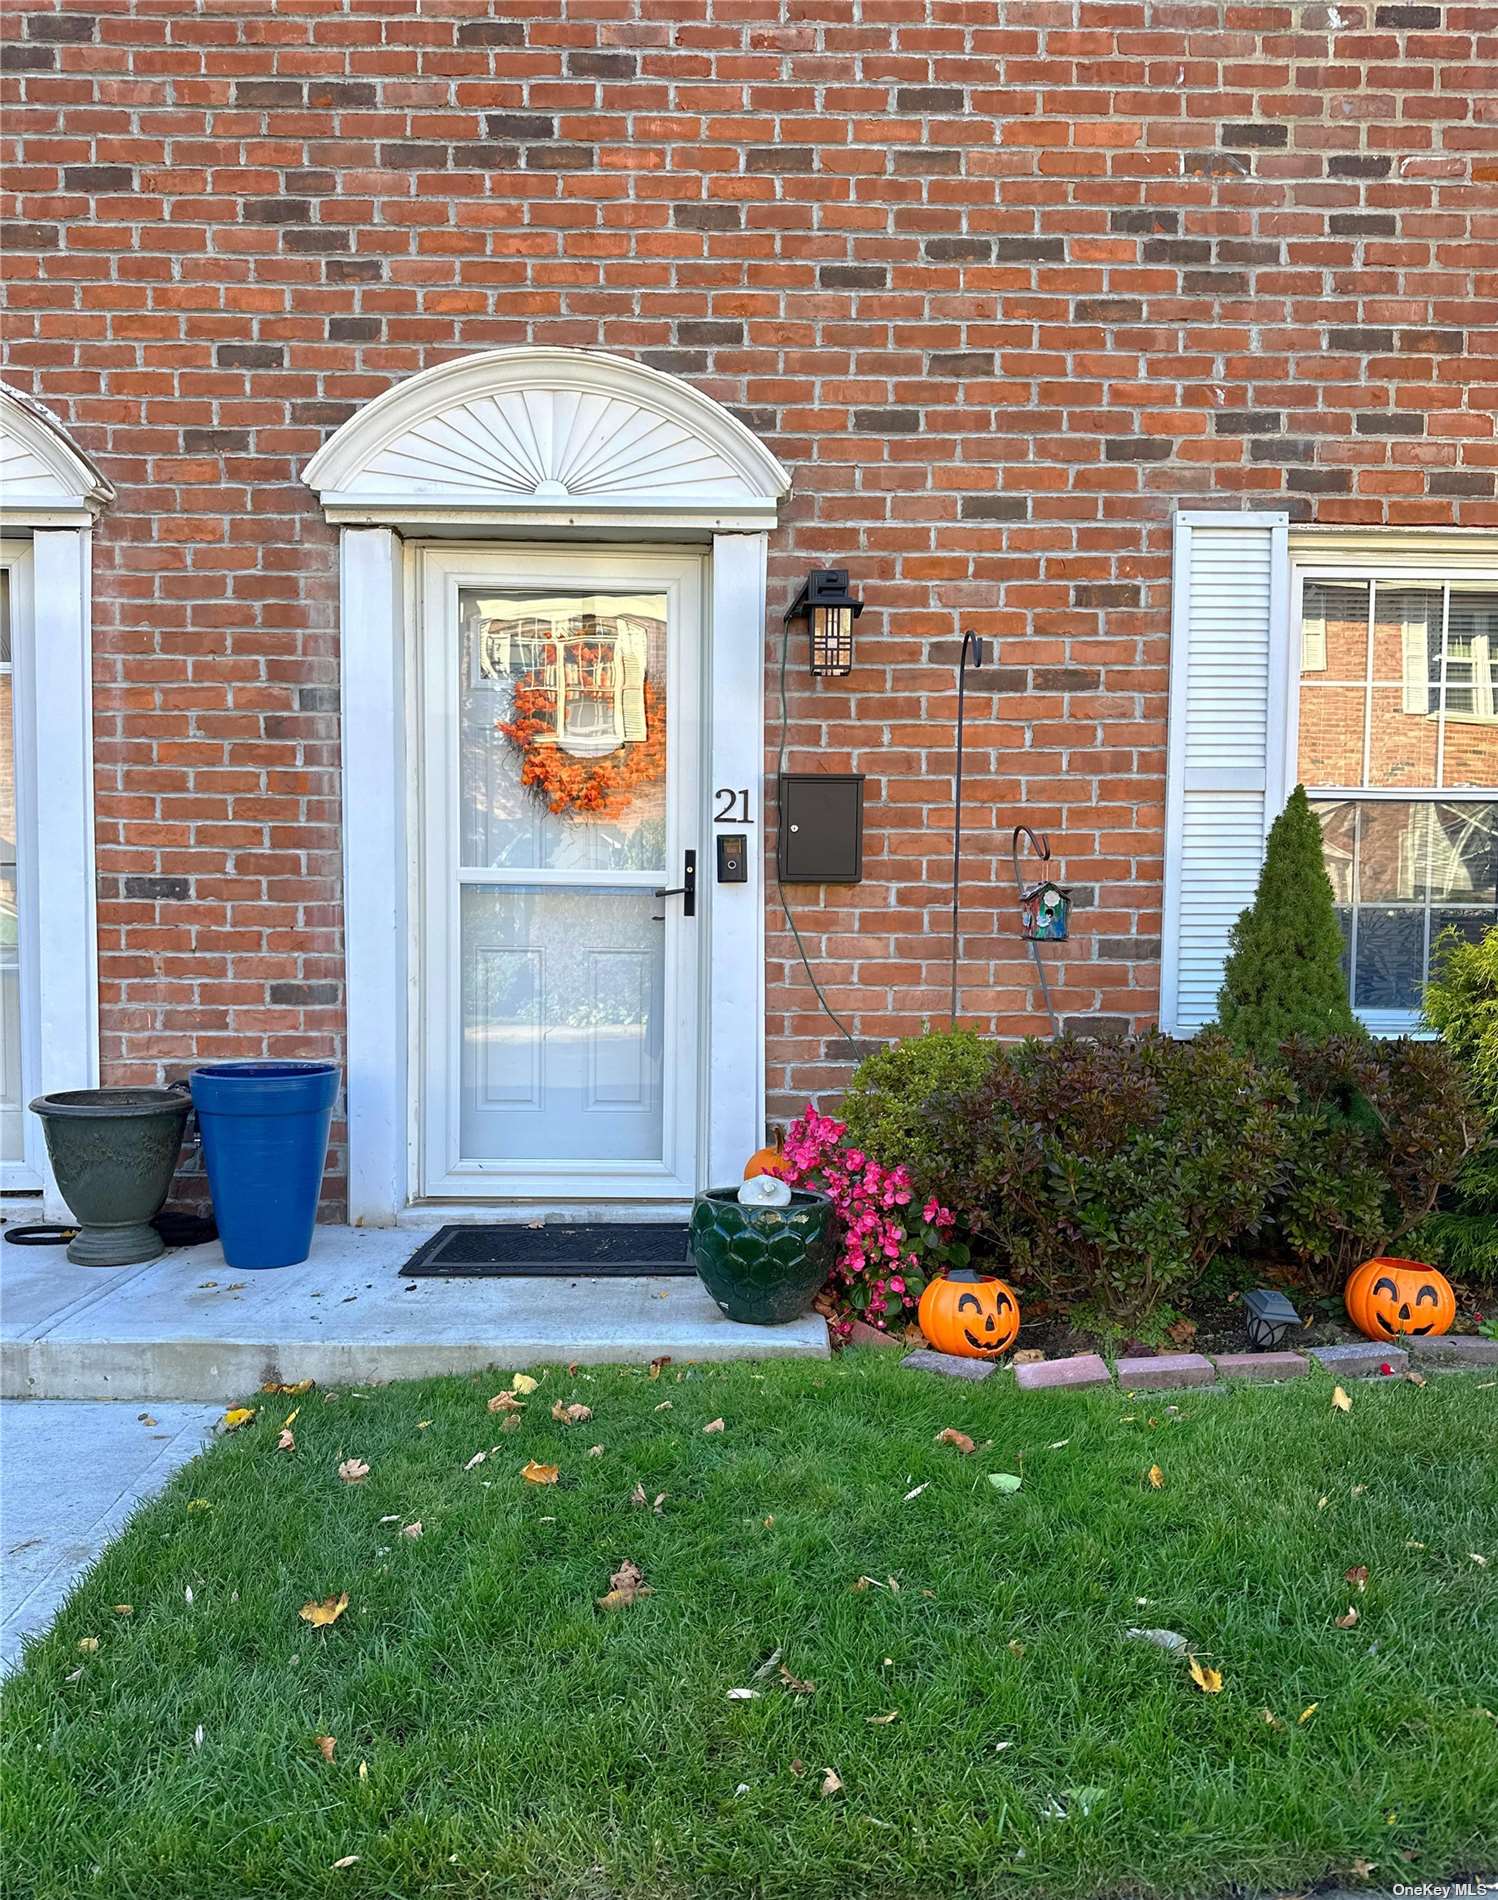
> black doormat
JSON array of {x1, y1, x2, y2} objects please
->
[{"x1": 401, "y1": 1223, "x2": 695, "y2": 1279}]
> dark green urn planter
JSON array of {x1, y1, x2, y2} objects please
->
[
  {"x1": 688, "y1": 1186, "x2": 836, "y2": 1325},
  {"x1": 29, "y1": 1089, "x2": 190, "y2": 1267}
]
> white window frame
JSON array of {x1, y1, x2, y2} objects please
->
[{"x1": 1288, "y1": 553, "x2": 1498, "y2": 1036}]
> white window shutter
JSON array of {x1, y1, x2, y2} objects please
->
[{"x1": 1160, "y1": 510, "x2": 1291, "y2": 1035}]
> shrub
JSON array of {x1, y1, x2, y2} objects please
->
[
  {"x1": 1271, "y1": 1034, "x2": 1485, "y2": 1292},
  {"x1": 840, "y1": 1029, "x2": 999, "y2": 1187},
  {"x1": 1214, "y1": 786, "x2": 1361, "y2": 1062},
  {"x1": 776, "y1": 1107, "x2": 965, "y2": 1339},
  {"x1": 1413, "y1": 925, "x2": 1498, "y2": 1283},
  {"x1": 921, "y1": 1032, "x2": 1290, "y2": 1331}
]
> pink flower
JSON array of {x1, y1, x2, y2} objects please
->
[{"x1": 888, "y1": 1275, "x2": 905, "y2": 1295}]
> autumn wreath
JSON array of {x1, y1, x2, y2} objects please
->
[{"x1": 497, "y1": 674, "x2": 667, "y2": 819}]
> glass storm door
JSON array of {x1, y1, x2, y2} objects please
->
[{"x1": 419, "y1": 548, "x2": 703, "y2": 1199}]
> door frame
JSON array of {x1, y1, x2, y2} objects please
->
[{"x1": 414, "y1": 543, "x2": 705, "y2": 1201}]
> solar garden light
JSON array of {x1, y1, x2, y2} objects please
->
[{"x1": 1241, "y1": 1286, "x2": 1301, "y2": 1351}]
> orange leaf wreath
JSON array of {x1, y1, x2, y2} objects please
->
[{"x1": 497, "y1": 675, "x2": 667, "y2": 819}]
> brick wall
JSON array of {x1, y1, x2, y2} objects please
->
[{"x1": 2, "y1": 0, "x2": 1495, "y2": 1190}]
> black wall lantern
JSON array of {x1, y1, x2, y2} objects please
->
[
  {"x1": 786, "y1": 568, "x2": 863, "y2": 677},
  {"x1": 1241, "y1": 1287, "x2": 1301, "y2": 1351}
]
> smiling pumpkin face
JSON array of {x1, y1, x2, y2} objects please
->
[
  {"x1": 918, "y1": 1270, "x2": 1021, "y2": 1360},
  {"x1": 1344, "y1": 1256, "x2": 1456, "y2": 1342}
]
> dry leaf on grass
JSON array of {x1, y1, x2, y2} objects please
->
[
  {"x1": 112, "y1": 1605, "x2": 132, "y2": 1617},
  {"x1": 703, "y1": 1417, "x2": 725, "y2": 1434},
  {"x1": 221, "y1": 1407, "x2": 256, "y2": 1432},
  {"x1": 521, "y1": 1460, "x2": 559, "y2": 1485},
  {"x1": 400, "y1": 1521, "x2": 423, "y2": 1540},
  {"x1": 777, "y1": 1665, "x2": 815, "y2": 1695},
  {"x1": 416, "y1": 1419, "x2": 432, "y2": 1430},
  {"x1": 1187, "y1": 1655, "x2": 1223, "y2": 1695},
  {"x1": 1147, "y1": 1465, "x2": 1165, "y2": 1490},
  {"x1": 726, "y1": 1687, "x2": 761, "y2": 1701},
  {"x1": 902, "y1": 1481, "x2": 929, "y2": 1503},
  {"x1": 487, "y1": 1392, "x2": 523, "y2": 1414},
  {"x1": 1406, "y1": 1370, "x2": 1427, "y2": 1388},
  {"x1": 498, "y1": 1414, "x2": 521, "y2": 1434},
  {"x1": 586, "y1": 1444, "x2": 604, "y2": 1457},
  {"x1": 596, "y1": 1559, "x2": 651, "y2": 1611},
  {"x1": 77, "y1": 1637, "x2": 98, "y2": 1653},
  {"x1": 277, "y1": 1429, "x2": 296, "y2": 1453},
  {"x1": 654, "y1": 1400, "x2": 672, "y2": 1412},
  {"x1": 299, "y1": 1592, "x2": 350, "y2": 1628},
  {"x1": 552, "y1": 1401, "x2": 592, "y2": 1425},
  {"x1": 1334, "y1": 1606, "x2": 1360, "y2": 1629},
  {"x1": 649, "y1": 1356, "x2": 671, "y2": 1379},
  {"x1": 261, "y1": 1379, "x2": 314, "y2": 1396},
  {"x1": 510, "y1": 1373, "x2": 539, "y2": 1395},
  {"x1": 866, "y1": 1710, "x2": 900, "y2": 1725},
  {"x1": 337, "y1": 1458, "x2": 369, "y2": 1485},
  {"x1": 1012, "y1": 1349, "x2": 1045, "y2": 1366},
  {"x1": 1262, "y1": 1708, "x2": 1286, "y2": 1731},
  {"x1": 1472, "y1": 1553, "x2": 1489, "y2": 1567},
  {"x1": 936, "y1": 1428, "x2": 975, "y2": 1454},
  {"x1": 464, "y1": 1450, "x2": 486, "y2": 1471},
  {"x1": 820, "y1": 1768, "x2": 843, "y2": 1798},
  {"x1": 1298, "y1": 1702, "x2": 1319, "y2": 1724},
  {"x1": 331, "y1": 1856, "x2": 360, "y2": 1870},
  {"x1": 988, "y1": 1472, "x2": 1022, "y2": 1494},
  {"x1": 1346, "y1": 1564, "x2": 1370, "y2": 1591},
  {"x1": 358, "y1": 1760, "x2": 369, "y2": 1781},
  {"x1": 314, "y1": 1734, "x2": 336, "y2": 1762},
  {"x1": 1331, "y1": 1385, "x2": 1353, "y2": 1414}
]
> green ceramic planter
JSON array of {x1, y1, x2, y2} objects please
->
[
  {"x1": 688, "y1": 1186, "x2": 836, "y2": 1326},
  {"x1": 29, "y1": 1088, "x2": 190, "y2": 1267}
]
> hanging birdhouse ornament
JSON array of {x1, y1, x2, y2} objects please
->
[{"x1": 1020, "y1": 878, "x2": 1072, "y2": 942}]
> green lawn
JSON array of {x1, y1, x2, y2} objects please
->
[{"x1": 4, "y1": 1356, "x2": 1496, "y2": 1900}]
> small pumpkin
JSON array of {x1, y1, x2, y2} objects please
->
[
  {"x1": 918, "y1": 1268, "x2": 1021, "y2": 1360},
  {"x1": 1344, "y1": 1256, "x2": 1455, "y2": 1342},
  {"x1": 744, "y1": 1130, "x2": 786, "y2": 1180}
]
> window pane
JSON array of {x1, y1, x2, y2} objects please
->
[
  {"x1": 1298, "y1": 684, "x2": 1365, "y2": 784},
  {"x1": 1315, "y1": 798, "x2": 1356, "y2": 902},
  {"x1": 1356, "y1": 801, "x2": 1429, "y2": 903},
  {"x1": 1372, "y1": 583, "x2": 1441, "y2": 692},
  {"x1": 1367, "y1": 684, "x2": 1439, "y2": 788},
  {"x1": 1441, "y1": 589, "x2": 1498, "y2": 786},
  {"x1": 1302, "y1": 580, "x2": 1368, "y2": 677},
  {"x1": 1352, "y1": 907, "x2": 1424, "y2": 1011},
  {"x1": 1430, "y1": 910, "x2": 1495, "y2": 961},
  {"x1": 1427, "y1": 802, "x2": 1497, "y2": 904}
]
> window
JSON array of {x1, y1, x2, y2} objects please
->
[{"x1": 1296, "y1": 573, "x2": 1498, "y2": 1025}]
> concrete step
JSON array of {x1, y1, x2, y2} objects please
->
[{"x1": 0, "y1": 1225, "x2": 828, "y2": 1402}]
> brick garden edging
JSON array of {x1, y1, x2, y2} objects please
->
[{"x1": 902, "y1": 1335, "x2": 1498, "y2": 1389}]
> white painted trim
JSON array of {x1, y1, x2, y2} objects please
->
[
  {"x1": 0, "y1": 382, "x2": 114, "y2": 526},
  {"x1": 1158, "y1": 512, "x2": 1192, "y2": 1036},
  {"x1": 1289, "y1": 526, "x2": 1498, "y2": 569},
  {"x1": 1, "y1": 532, "x2": 100, "y2": 1214}
]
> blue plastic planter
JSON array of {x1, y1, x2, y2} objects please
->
[{"x1": 189, "y1": 1061, "x2": 339, "y2": 1270}]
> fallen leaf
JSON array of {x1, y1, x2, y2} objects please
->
[
  {"x1": 654, "y1": 1400, "x2": 672, "y2": 1412},
  {"x1": 1166, "y1": 1317, "x2": 1197, "y2": 1346},
  {"x1": 866, "y1": 1710, "x2": 900, "y2": 1725},
  {"x1": 221, "y1": 1407, "x2": 256, "y2": 1432},
  {"x1": 1262, "y1": 1708, "x2": 1286, "y2": 1731},
  {"x1": 726, "y1": 1687, "x2": 761, "y2": 1701},
  {"x1": 1126, "y1": 1627, "x2": 1188, "y2": 1653},
  {"x1": 184, "y1": 1586, "x2": 194, "y2": 1604},
  {"x1": 511, "y1": 1373, "x2": 539, "y2": 1395},
  {"x1": 1351, "y1": 1483, "x2": 1368, "y2": 1497},
  {"x1": 789, "y1": 1759, "x2": 805, "y2": 1776},
  {"x1": 1147, "y1": 1464, "x2": 1165, "y2": 1490},
  {"x1": 903, "y1": 1481, "x2": 929, "y2": 1503},
  {"x1": 1331, "y1": 1385, "x2": 1353, "y2": 1414},
  {"x1": 777, "y1": 1665, "x2": 815, "y2": 1695},
  {"x1": 379, "y1": 1514, "x2": 401, "y2": 1524},
  {"x1": 596, "y1": 1558, "x2": 651, "y2": 1611},
  {"x1": 552, "y1": 1401, "x2": 592, "y2": 1424},
  {"x1": 261, "y1": 1379, "x2": 314, "y2": 1396},
  {"x1": 703, "y1": 1417, "x2": 725, "y2": 1434},
  {"x1": 1008, "y1": 1640, "x2": 1026, "y2": 1658},
  {"x1": 1335, "y1": 1606, "x2": 1360, "y2": 1629},
  {"x1": 187, "y1": 1499, "x2": 212, "y2": 1514},
  {"x1": 652, "y1": 1494, "x2": 666, "y2": 1514},
  {"x1": 521, "y1": 1461, "x2": 559, "y2": 1485},
  {"x1": 851, "y1": 1575, "x2": 880, "y2": 1592},
  {"x1": 586, "y1": 1444, "x2": 604, "y2": 1456},
  {"x1": 63, "y1": 1667, "x2": 83, "y2": 1683},
  {"x1": 1349, "y1": 1858, "x2": 1378, "y2": 1880},
  {"x1": 751, "y1": 1647, "x2": 784, "y2": 1679},
  {"x1": 338, "y1": 1458, "x2": 370, "y2": 1485},
  {"x1": 1346, "y1": 1564, "x2": 1370, "y2": 1590},
  {"x1": 488, "y1": 1392, "x2": 523, "y2": 1414},
  {"x1": 630, "y1": 1482, "x2": 648, "y2": 1507},
  {"x1": 299, "y1": 1592, "x2": 350, "y2": 1628},
  {"x1": 1317, "y1": 1494, "x2": 1330, "y2": 1510},
  {"x1": 987, "y1": 1472, "x2": 1022, "y2": 1494},
  {"x1": 1012, "y1": 1349, "x2": 1045, "y2": 1366},
  {"x1": 1405, "y1": 1370, "x2": 1427, "y2": 1388},
  {"x1": 77, "y1": 1636, "x2": 98, "y2": 1653},
  {"x1": 464, "y1": 1450, "x2": 486, "y2": 1470},
  {"x1": 1048, "y1": 1439, "x2": 1071, "y2": 1450},
  {"x1": 498, "y1": 1413, "x2": 521, "y2": 1433},
  {"x1": 820, "y1": 1768, "x2": 843, "y2": 1798},
  {"x1": 112, "y1": 1604, "x2": 132, "y2": 1617},
  {"x1": 416, "y1": 1419, "x2": 432, "y2": 1429},
  {"x1": 138, "y1": 1412, "x2": 158, "y2": 1425},
  {"x1": 937, "y1": 1428, "x2": 975, "y2": 1454},
  {"x1": 1187, "y1": 1655, "x2": 1223, "y2": 1694},
  {"x1": 1298, "y1": 1702, "x2": 1319, "y2": 1724},
  {"x1": 277, "y1": 1429, "x2": 296, "y2": 1453},
  {"x1": 763, "y1": 1515, "x2": 775, "y2": 1529},
  {"x1": 331, "y1": 1857, "x2": 359, "y2": 1870},
  {"x1": 1472, "y1": 1553, "x2": 1489, "y2": 1567},
  {"x1": 314, "y1": 1734, "x2": 336, "y2": 1762},
  {"x1": 400, "y1": 1521, "x2": 422, "y2": 1540},
  {"x1": 649, "y1": 1355, "x2": 671, "y2": 1379}
]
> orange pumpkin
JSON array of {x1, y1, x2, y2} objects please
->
[
  {"x1": 918, "y1": 1269, "x2": 1021, "y2": 1359},
  {"x1": 744, "y1": 1131, "x2": 787, "y2": 1180},
  {"x1": 1344, "y1": 1256, "x2": 1456, "y2": 1342}
]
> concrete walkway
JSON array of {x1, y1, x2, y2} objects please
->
[
  {"x1": 1, "y1": 1222, "x2": 828, "y2": 1401},
  {"x1": 1, "y1": 1398, "x2": 220, "y2": 1671}
]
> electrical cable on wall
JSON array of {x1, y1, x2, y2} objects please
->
[{"x1": 774, "y1": 613, "x2": 860, "y2": 1059}]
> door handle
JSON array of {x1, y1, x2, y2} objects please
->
[{"x1": 652, "y1": 849, "x2": 696, "y2": 920}]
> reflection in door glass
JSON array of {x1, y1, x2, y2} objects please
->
[{"x1": 458, "y1": 588, "x2": 668, "y2": 873}]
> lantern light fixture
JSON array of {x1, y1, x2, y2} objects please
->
[
  {"x1": 1241, "y1": 1286, "x2": 1301, "y2": 1352},
  {"x1": 785, "y1": 568, "x2": 863, "y2": 678}
]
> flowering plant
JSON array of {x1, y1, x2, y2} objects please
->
[{"x1": 775, "y1": 1105, "x2": 964, "y2": 1340}]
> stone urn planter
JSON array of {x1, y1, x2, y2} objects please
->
[
  {"x1": 688, "y1": 1185, "x2": 836, "y2": 1325},
  {"x1": 28, "y1": 1088, "x2": 190, "y2": 1267}
]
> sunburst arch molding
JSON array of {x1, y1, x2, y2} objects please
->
[{"x1": 301, "y1": 347, "x2": 790, "y2": 528}]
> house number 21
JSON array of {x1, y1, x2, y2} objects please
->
[{"x1": 713, "y1": 787, "x2": 753, "y2": 824}]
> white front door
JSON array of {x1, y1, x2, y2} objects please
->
[{"x1": 417, "y1": 546, "x2": 703, "y2": 1201}]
